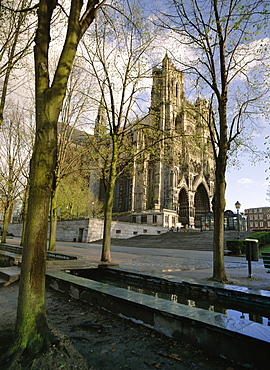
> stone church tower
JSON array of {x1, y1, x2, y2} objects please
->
[{"x1": 106, "y1": 55, "x2": 215, "y2": 229}]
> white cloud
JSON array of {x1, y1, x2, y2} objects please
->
[
  {"x1": 261, "y1": 181, "x2": 268, "y2": 188},
  {"x1": 237, "y1": 178, "x2": 254, "y2": 185}
]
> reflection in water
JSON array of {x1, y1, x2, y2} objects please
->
[
  {"x1": 74, "y1": 272, "x2": 270, "y2": 327},
  {"x1": 227, "y1": 311, "x2": 270, "y2": 326}
]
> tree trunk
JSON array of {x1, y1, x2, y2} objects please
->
[
  {"x1": 212, "y1": 95, "x2": 228, "y2": 282},
  {"x1": 212, "y1": 156, "x2": 227, "y2": 282},
  {"x1": 1, "y1": 0, "x2": 101, "y2": 364},
  {"x1": 48, "y1": 179, "x2": 59, "y2": 251},
  {"x1": 5, "y1": 0, "x2": 70, "y2": 360},
  {"x1": 10, "y1": 112, "x2": 57, "y2": 357},
  {"x1": 101, "y1": 136, "x2": 118, "y2": 262},
  {"x1": 21, "y1": 183, "x2": 30, "y2": 247},
  {"x1": 1, "y1": 203, "x2": 11, "y2": 243}
]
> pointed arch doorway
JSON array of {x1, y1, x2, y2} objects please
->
[{"x1": 194, "y1": 184, "x2": 210, "y2": 228}]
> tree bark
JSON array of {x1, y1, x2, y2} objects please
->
[
  {"x1": 12, "y1": 110, "x2": 57, "y2": 355},
  {"x1": 212, "y1": 157, "x2": 227, "y2": 282},
  {"x1": 212, "y1": 92, "x2": 228, "y2": 282},
  {"x1": 20, "y1": 183, "x2": 30, "y2": 247}
]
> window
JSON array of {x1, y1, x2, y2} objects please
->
[
  {"x1": 267, "y1": 214, "x2": 270, "y2": 219},
  {"x1": 116, "y1": 230, "x2": 121, "y2": 234},
  {"x1": 249, "y1": 215, "x2": 253, "y2": 220},
  {"x1": 172, "y1": 216, "x2": 175, "y2": 225},
  {"x1": 254, "y1": 215, "x2": 258, "y2": 220},
  {"x1": 255, "y1": 222, "x2": 258, "y2": 227},
  {"x1": 133, "y1": 231, "x2": 138, "y2": 235},
  {"x1": 165, "y1": 216, "x2": 169, "y2": 223},
  {"x1": 268, "y1": 222, "x2": 270, "y2": 227},
  {"x1": 143, "y1": 229, "x2": 147, "y2": 233},
  {"x1": 259, "y1": 215, "x2": 263, "y2": 220},
  {"x1": 141, "y1": 215, "x2": 147, "y2": 224},
  {"x1": 153, "y1": 215, "x2": 157, "y2": 224},
  {"x1": 131, "y1": 216, "x2": 136, "y2": 223},
  {"x1": 260, "y1": 222, "x2": 263, "y2": 227},
  {"x1": 250, "y1": 222, "x2": 253, "y2": 227}
]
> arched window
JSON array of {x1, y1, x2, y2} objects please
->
[{"x1": 178, "y1": 188, "x2": 189, "y2": 226}]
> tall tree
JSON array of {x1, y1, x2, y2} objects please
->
[
  {"x1": 3, "y1": 0, "x2": 104, "y2": 366},
  {"x1": 82, "y1": 2, "x2": 156, "y2": 262},
  {"x1": 49, "y1": 66, "x2": 95, "y2": 251},
  {"x1": 159, "y1": 0, "x2": 269, "y2": 281}
]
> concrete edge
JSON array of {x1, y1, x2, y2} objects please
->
[{"x1": 47, "y1": 269, "x2": 270, "y2": 369}]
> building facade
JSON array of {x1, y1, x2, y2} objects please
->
[
  {"x1": 95, "y1": 56, "x2": 215, "y2": 229},
  {"x1": 245, "y1": 207, "x2": 270, "y2": 231}
]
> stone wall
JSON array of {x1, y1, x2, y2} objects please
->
[{"x1": 7, "y1": 219, "x2": 167, "y2": 243}]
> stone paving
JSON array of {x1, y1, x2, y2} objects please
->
[{"x1": 5, "y1": 236, "x2": 270, "y2": 291}]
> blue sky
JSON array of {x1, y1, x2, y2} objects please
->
[{"x1": 225, "y1": 131, "x2": 269, "y2": 212}]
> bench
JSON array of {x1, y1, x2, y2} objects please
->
[{"x1": 261, "y1": 252, "x2": 270, "y2": 273}]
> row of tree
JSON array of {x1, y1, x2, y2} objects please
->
[{"x1": 0, "y1": 0, "x2": 270, "y2": 366}]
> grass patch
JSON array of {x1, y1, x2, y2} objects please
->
[{"x1": 259, "y1": 244, "x2": 270, "y2": 257}]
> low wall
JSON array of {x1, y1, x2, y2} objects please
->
[
  {"x1": 47, "y1": 269, "x2": 270, "y2": 369},
  {"x1": 7, "y1": 219, "x2": 167, "y2": 243}
]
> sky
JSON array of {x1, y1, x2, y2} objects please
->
[{"x1": 225, "y1": 132, "x2": 269, "y2": 212}]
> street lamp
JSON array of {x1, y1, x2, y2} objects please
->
[{"x1": 235, "y1": 201, "x2": 241, "y2": 239}]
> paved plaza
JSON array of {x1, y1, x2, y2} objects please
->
[
  {"x1": 7, "y1": 236, "x2": 269, "y2": 291},
  {"x1": 60, "y1": 241, "x2": 270, "y2": 291}
]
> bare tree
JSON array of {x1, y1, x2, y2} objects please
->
[
  {"x1": 2, "y1": 0, "x2": 105, "y2": 366},
  {"x1": 81, "y1": 2, "x2": 157, "y2": 262},
  {"x1": 158, "y1": 0, "x2": 269, "y2": 281},
  {"x1": 0, "y1": 0, "x2": 35, "y2": 127},
  {"x1": 49, "y1": 65, "x2": 96, "y2": 251},
  {"x1": 0, "y1": 104, "x2": 33, "y2": 242}
]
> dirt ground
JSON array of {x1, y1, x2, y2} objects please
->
[{"x1": 0, "y1": 282, "x2": 246, "y2": 370}]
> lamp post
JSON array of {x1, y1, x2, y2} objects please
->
[{"x1": 235, "y1": 201, "x2": 241, "y2": 239}]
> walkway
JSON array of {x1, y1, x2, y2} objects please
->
[{"x1": 6, "y1": 235, "x2": 269, "y2": 291}]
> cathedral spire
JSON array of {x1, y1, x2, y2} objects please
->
[{"x1": 94, "y1": 90, "x2": 107, "y2": 138}]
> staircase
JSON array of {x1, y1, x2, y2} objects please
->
[
  {"x1": 0, "y1": 266, "x2": 20, "y2": 287},
  {"x1": 111, "y1": 230, "x2": 253, "y2": 251}
]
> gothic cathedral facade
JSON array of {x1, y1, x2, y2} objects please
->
[{"x1": 113, "y1": 56, "x2": 215, "y2": 229}]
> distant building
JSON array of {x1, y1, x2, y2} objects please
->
[
  {"x1": 245, "y1": 207, "x2": 270, "y2": 231},
  {"x1": 201, "y1": 210, "x2": 247, "y2": 231}
]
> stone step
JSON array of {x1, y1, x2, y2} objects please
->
[
  {"x1": 0, "y1": 266, "x2": 20, "y2": 286},
  {"x1": 0, "y1": 250, "x2": 21, "y2": 266},
  {"x1": 110, "y1": 230, "x2": 253, "y2": 251},
  {"x1": 0, "y1": 277, "x2": 7, "y2": 287}
]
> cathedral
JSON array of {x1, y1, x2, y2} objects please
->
[{"x1": 94, "y1": 56, "x2": 215, "y2": 229}]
